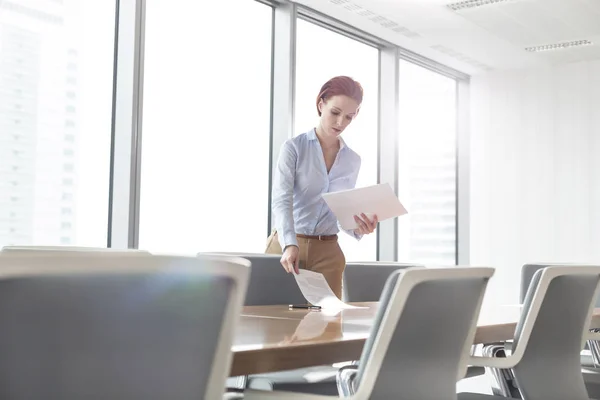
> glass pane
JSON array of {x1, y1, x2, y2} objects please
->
[
  {"x1": 139, "y1": 0, "x2": 272, "y2": 253},
  {"x1": 295, "y1": 19, "x2": 379, "y2": 262},
  {"x1": 397, "y1": 60, "x2": 457, "y2": 265},
  {"x1": 0, "y1": 0, "x2": 115, "y2": 247}
]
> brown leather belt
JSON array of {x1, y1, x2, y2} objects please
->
[{"x1": 296, "y1": 233, "x2": 338, "y2": 241}]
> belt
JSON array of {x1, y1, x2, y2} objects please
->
[{"x1": 296, "y1": 233, "x2": 338, "y2": 241}]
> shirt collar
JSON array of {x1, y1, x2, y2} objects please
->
[{"x1": 308, "y1": 128, "x2": 347, "y2": 150}]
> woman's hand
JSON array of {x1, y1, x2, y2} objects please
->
[
  {"x1": 281, "y1": 245, "x2": 300, "y2": 274},
  {"x1": 354, "y1": 213, "x2": 378, "y2": 235}
]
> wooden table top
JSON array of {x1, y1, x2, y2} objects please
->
[{"x1": 230, "y1": 303, "x2": 600, "y2": 376}]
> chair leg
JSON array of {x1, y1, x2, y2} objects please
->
[
  {"x1": 482, "y1": 343, "x2": 520, "y2": 398},
  {"x1": 336, "y1": 365, "x2": 359, "y2": 397},
  {"x1": 588, "y1": 328, "x2": 600, "y2": 368}
]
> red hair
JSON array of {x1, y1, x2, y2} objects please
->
[{"x1": 316, "y1": 76, "x2": 363, "y2": 116}]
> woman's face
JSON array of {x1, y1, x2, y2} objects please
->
[{"x1": 317, "y1": 95, "x2": 360, "y2": 139}]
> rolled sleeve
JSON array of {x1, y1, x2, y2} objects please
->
[
  {"x1": 339, "y1": 220, "x2": 364, "y2": 241},
  {"x1": 272, "y1": 140, "x2": 298, "y2": 249}
]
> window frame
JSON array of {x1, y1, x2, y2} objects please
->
[{"x1": 108, "y1": 0, "x2": 470, "y2": 265}]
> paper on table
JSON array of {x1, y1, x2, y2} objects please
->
[
  {"x1": 321, "y1": 183, "x2": 408, "y2": 230},
  {"x1": 293, "y1": 269, "x2": 366, "y2": 310}
]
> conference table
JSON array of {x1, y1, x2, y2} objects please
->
[{"x1": 230, "y1": 302, "x2": 600, "y2": 377}]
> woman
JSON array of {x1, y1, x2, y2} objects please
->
[{"x1": 266, "y1": 75, "x2": 377, "y2": 299}]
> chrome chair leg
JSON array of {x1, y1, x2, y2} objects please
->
[
  {"x1": 336, "y1": 365, "x2": 359, "y2": 397},
  {"x1": 588, "y1": 328, "x2": 600, "y2": 368},
  {"x1": 482, "y1": 343, "x2": 519, "y2": 397}
]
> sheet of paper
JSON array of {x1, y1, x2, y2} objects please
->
[
  {"x1": 321, "y1": 183, "x2": 408, "y2": 230},
  {"x1": 293, "y1": 269, "x2": 365, "y2": 310}
]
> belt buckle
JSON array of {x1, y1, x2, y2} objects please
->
[{"x1": 318, "y1": 235, "x2": 324, "y2": 241}]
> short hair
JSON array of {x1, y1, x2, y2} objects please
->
[{"x1": 315, "y1": 76, "x2": 363, "y2": 116}]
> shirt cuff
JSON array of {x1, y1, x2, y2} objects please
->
[
  {"x1": 279, "y1": 231, "x2": 298, "y2": 249},
  {"x1": 346, "y1": 228, "x2": 363, "y2": 241}
]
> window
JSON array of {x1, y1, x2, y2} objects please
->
[
  {"x1": 397, "y1": 60, "x2": 457, "y2": 265},
  {"x1": 139, "y1": 0, "x2": 272, "y2": 253},
  {"x1": 294, "y1": 19, "x2": 379, "y2": 261},
  {"x1": 0, "y1": 0, "x2": 115, "y2": 247}
]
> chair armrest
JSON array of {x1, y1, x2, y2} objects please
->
[
  {"x1": 242, "y1": 389, "x2": 333, "y2": 399},
  {"x1": 468, "y1": 355, "x2": 518, "y2": 369}
]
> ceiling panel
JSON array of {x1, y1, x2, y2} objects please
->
[
  {"x1": 457, "y1": 5, "x2": 540, "y2": 45},
  {"x1": 544, "y1": 0, "x2": 600, "y2": 37},
  {"x1": 293, "y1": 0, "x2": 600, "y2": 74}
]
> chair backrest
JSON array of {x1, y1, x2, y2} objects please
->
[
  {"x1": 353, "y1": 267, "x2": 494, "y2": 400},
  {"x1": 343, "y1": 262, "x2": 422, "y2": 302},
  {"x1": 0, "y1": 253, "x2": 250, "y2": 400},
  {"x1": 199, "y1": 252, "x2": 306, "y2": 306},
  {"x1": 520, "y1": 263, "x2": 600, "y2": 306},
  {"x1": 1, "y1": 246, "x2": 150, "y2": 256},
  {"x1": 512, "y1": 266, "x2": 600, "y2": 400}
]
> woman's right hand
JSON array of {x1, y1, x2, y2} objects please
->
[{"x1": 281, "y1": 245, "x2": 300, "y2": 274}]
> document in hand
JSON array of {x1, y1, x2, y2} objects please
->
[
  {"x1": 321, "y1": 183, "x2": 408, "y2": 230},
  {"x1": 293, "y1": 270, "x2": 366, "y2": 310}
]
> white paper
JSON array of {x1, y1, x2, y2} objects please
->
[
  {"x1": 321, "y1": 183, "x2": 408, "y2": 230},
  {"x1": 293, "y1": 270, "x2": 365, "y2": 310}
]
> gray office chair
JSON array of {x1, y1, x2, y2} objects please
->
[
  {"x1": 247, "y1": 261, "x2": 423, "y2": 395},
  {"x1": 342, "y1": 262, "x2": 422, "y2": 303},
  {"x1": 0, "y1": 253, "x2": 250, "y2": 400},
  {"x1": 522, "y1": 263, "x2": 600, "y2": 365},
  {"x1": 200, "y1": 253, "x2": 329, "y2": 393},
  {"x1": 241, "y1": 266, "x2": 495, "y2": 400},
  {"x1": 459, "y1": 265, "x2": 600, "y2": 400},
  {"x1": 489, "y1": 263, "x2": 600, "y2": 398},
  {"x1": 343, "y1": 262, "x2": 485, "y2": 380},
  {"x1": 200, "y1": 252, "x2": 306, "y2": 306},
  {"x1": 1, "y1": 245, "x2": 151, "y2": 255}
]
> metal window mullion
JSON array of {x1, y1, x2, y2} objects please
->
[
  {"x1": 108, "y1": 0, "x2": 145, "y2": 249},
  {"x1": 456, "y1": 79, "x2": 470, "y2": 265},
  {"x1": 267, "y1": 2, "x2": 297, "y2": 235},
  {"x1": 377, "y1": 47, "x2": 399, "y2": 261}
]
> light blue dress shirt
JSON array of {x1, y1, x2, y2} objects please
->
[{"x1": 272, "y1": 128, "x2": 362, "y2": 249}]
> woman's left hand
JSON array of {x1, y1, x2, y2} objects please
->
[{"x1": 354, "y1": 213, "x2": 378, "y2": 235}]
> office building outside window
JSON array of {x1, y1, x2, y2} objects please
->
[
  {"x1": 397, "y1": 60, "x2": 457, "y2": 265},
  {"x1": 0, "y1": 0, "x2": 115, "y2": 247}
]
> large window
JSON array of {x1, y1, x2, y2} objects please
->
[
  {"x1": 139, "y1": 0, "x2": 272, "y2": 253},
  {"x1": 294, "y1": 19, "x2": 379, "y2": 262},
  {"x1": 0, "y1": 0, "x2": 115, "y2": 247},
  {"x1": 397, "y1": 60, "x2": 457, "y2": 265}
]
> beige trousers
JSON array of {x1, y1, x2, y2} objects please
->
[{"x1": 265, "y1": 231, "x2": 346, "y2": 299}]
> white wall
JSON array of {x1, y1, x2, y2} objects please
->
[{"x1": 469, "y1": 60, "x2": 600, "y2": 310}]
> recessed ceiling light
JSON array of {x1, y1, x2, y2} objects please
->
[
  {"x1": 525, "y1": 40, "x2": 593, "y2": 53},
  {"x1": 447, "y1": 0, "x2": 513, "y2": 11}
]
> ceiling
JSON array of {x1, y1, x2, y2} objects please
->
[{"x1": 292, "y1": 0, "x2": 600, "y2": 75}]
